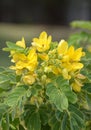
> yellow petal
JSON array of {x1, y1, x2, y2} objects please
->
[
  {"x1": 16, "y1": 37, "x2": 26, "y2": 48},
  {"x1": 38, "y1": 53, "x2": 49, "y2": 61},
  {"x1": 67, "y1": 46, "x2": 74, "y2": 57},
  {"x1": 12, "y1": 53, "x2": 26, "y2": 62},
  {"x1": 62, "y1": 62, "x2": 72, "y2": 71},
  {"x1": 27, "y1": 48, "x2": 37, "y2": 60},
  {"x1": 39, "y1": 31, "x2": 47, "y2": 39},
  {"x1": 71, "y1": 82, "x2": 81, "y2": 92},
  {"x1": 47, "y1": 36, "x2": 52, "y2": 44},
  {"x1": 62, "y1": 55, "x2": 69, "y2": 62},
  {"x1": 72, "y1": 48, "x2": 83, "y2": 61},
  {"x1": 72, "y1": 63, "x2": 84, "y2": 70},
  {"x1": 58, "y1": 40, "x2": 68, "y2": 55}
]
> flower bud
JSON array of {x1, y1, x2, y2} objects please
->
[{"x1": 41, "y1": 75, "x2": 47, "y2": 83}]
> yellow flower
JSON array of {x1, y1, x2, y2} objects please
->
[
  {"x1": 32, "y1": 31, "x2": 52, "y2": 52},
  {"x1": 64, "y1": 47, "x2": 84, "y2": 71},
  {"x1": 16, "y1": 37, "x2": 26, "y2": 48},
  {"x1": 58, "y1": 40, "x2": 85, "y2": 62},
  {"x1": 11, "y1": 53, "x2": 26, "y2": 63},
  {"x1": 57, "y1": 40, "x2": 85, "y2": 81},
  {"x1": 66, "y1": 46, "x2": 85, "y2": 62},
  {"x1": 10, "y1": 48, "x2": 38, "y2": 75}
]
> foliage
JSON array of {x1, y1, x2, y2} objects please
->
[{"x1": 0, "y1": 24, "x2": 91, "y2": 130}]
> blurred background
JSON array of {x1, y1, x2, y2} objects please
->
[{"x1": 0, "y1": 0, "x2": 91, "y2": 66}]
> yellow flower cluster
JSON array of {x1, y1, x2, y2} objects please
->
[
  {"x1": 10, "y1": 31, "x2": 85, "y2": 92},
  {"x1": 32, "y1": 31, "x2": 52, "y2": 52},
  {"x1": 57, "y1": 40, "x2": 85, "y2": 78},
  {"x1": 10, "y1": 38, "x2": 38, "y2": 85}
]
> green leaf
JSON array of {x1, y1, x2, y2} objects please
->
[
  {"x1": 48, "y1": 111, "x2": 69, "y2": 130},
  {"x1": 0, "y1": 104, "x2": 9, "y2": 125},
  {"x1": 56, "y1": 76, "x2": 77, "y2": 104},
  {"x1": 24, "y1": 105, "x2": 41, "y2": 130},
  {"x1": 2, "y1": 118, "x2": 9, "y2": 130},
  {"x1": 48, "y1": 105, "x2": 85, "y2": 130},
  {"x1": 0, "y1": 74, "x2": 10, "y2": 90},
  {"x1": 3, "y1": 41, "x2": 24, "y2": 52},
  {"x1": 5, "y1": 85, "x2": 28, "y2": 107},
  {"x1": 19, "y1": 124, "x2": 25, "y2": 130},
  {"x1": 69, "y1": 105, "x2": 85, "y2": 120},
  {"x1": 72, "y1": 112, "x2": 84, "y2": 128},
  {"x1": 48, "y1": 114, "x2": 61, "y2": 130},
  {"x1": 5, "y1": 113, "x2": 9, "y2": 130},
  {"x1": 70, "y1": 20, "x2": 91, "y2": 30},
  {"x1": 46, "y1": 83, "x2": 68, "y2": 111},
  {"x1": 65, "y1": 90, "x2": 77, "y2": 104},
  {"x1": 86, "y1": 93, "x2": 91, "y2": 109},
  {"x1": 0, "y1": 67, "x2": 5, "y2": 73},
  {"x1": 83, "y1": 83, "x2": 91, "y2": 92},
  {"x1": 55, "y1": 110, "x2": 63, "y2": 121},
  {"x1": 68, "y1": 105, "x2": 85, "y2": 129},
  {"x1": 56, "y1": 76, "x2": 69, "y2": 87},
  {"x1": 69, "y1": 116, "x2": 80, "y2": 130},
  {"x1": 68, "y1": 31, "x2": 91, "y2": 48},
  {"x1": 28, "y1": 112, "x2": 41, "y2": 130},
  {"x1": 61, "y1": 112, "x2": 68, "y2": 130},
  {"x1": 39, "y1": 105, "x2": 49, "y2": 125}
]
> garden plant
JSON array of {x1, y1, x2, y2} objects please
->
[{"x1": 0, "y1": 21, "x2": 91, "y2": 130}]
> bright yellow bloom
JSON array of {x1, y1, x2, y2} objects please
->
[
  {"x1": 57, "y1": 40, "x2": 85, "y2": 82},
  {"x1": 58, "y1": 40, "x2": 85, "y2": 71},
  {"x1": 32, "y1": 31, "x2": 52, "y2": 52},
  {"x1": 11, "y1": 53, "x2": 26, "y2": 63},
  {"x1": 8, "y1": 34, "x2": 85, "y2": 94},
  {"x1": 16, "y1": 37, "x2": 26, "y2": 48},
  {"x1": 10, "y1": 48, "x2": 37, "y2": 75},
  {"x1": 67, "y1": 47, "x2": 85, "y2": 62},
  {"x1": 58, "y1": 40, "x2": 85, "y2": 62}
]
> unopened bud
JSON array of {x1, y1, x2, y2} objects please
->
[{"x1": 41, "y1": 75, "x2": 47, "y2": 83}]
